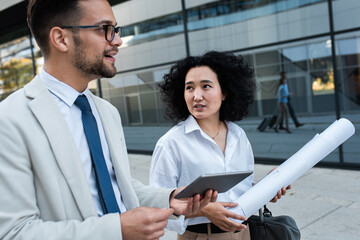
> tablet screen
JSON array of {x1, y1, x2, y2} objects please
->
[{"x1": 174, "y1": 170, "x2": 253, "y2": 199}]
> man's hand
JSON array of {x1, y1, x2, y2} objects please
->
[
  {"x1": 197, "y1": 202, "x2": 247, "y2": 232},
  {"x1": 120, "y1": 207, "x2": 174, "y2": 240},
  {"x1": 169, "y1": 187, "x2": 217, "y2": 217}
]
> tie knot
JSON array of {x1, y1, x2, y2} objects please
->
[{"x1": 74, "y1": 95, "x2": 92, "y2": 112}]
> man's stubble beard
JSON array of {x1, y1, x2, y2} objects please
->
[{"x1": 72, "y1": 34, "x2": 117, "y2": 79}]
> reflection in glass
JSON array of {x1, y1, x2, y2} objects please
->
[
  {"x1": 140, "y1": 91, "x2": 157, "y2": 124},
  {"x1": 155, "y1": 89, "x2": 169, "y2": 124},
  {"x1": 308, "y1": 40, "x2": 333, "y2": 71},
  {"x1": 259, "y1": 79, "x2": 278, "y2": 115},
  {"x1": 337, "y1": 36, "x2": 360, "y2": 112},
  {"x1": 311, "y1": 71, "x2": 335, "y2": 95},
  {"x1": 255, "y1": 50, "x2": 279, "y2": 66},
  {"x1": 256, "y1": 65, "x2": 280, "y2": 77},
  {"x1": 341, "y1": 68, "x2": 360, "y2": 111},
  {"x1": 255, "y1": 50, "x2": 280, "y2": 77},
  {"x1": 126, "y1": 95, "x2": 141, "y2": 124},
  {"x1": 282, "y1": 46, "x2": 308, "y2": 73},
  {"x1": 310, "y1": 71, "x2": 335, "y2": 113},
  {"x1": 107, "y1": 37, "x2": 360, "y2": 125},
  {"x1": 0, "y1": 36, "x2": 42, "y2": 100},
  {"x1": 335, "y1": 34, "x2": 360, "y2": 165}
]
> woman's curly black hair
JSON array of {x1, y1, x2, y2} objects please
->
[{"x1": 160, "y1": 51, "x2": 255, "y2": 124}]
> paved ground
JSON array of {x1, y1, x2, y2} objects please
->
[
  {"x1": 128, "y1": 153, "x2": 360, "y2": 240},
  {"x1": 124, "y1": 113, "x2": 359, "y2": 239},
  {"x1": 123, "y1": 113, "x2": 360, "y2": 166}
]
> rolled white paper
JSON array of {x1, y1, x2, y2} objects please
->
[{"x1": 231, "y1": 118, "x2": 355, "y2": 220}]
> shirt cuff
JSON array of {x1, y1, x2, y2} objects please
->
[{"x1": 166, "y1": 215, "x2": 188, "y2": 234}]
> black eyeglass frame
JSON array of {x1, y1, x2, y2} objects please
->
[{"x1": 61, "y1": 25, "x2": 122, "y2": 42}]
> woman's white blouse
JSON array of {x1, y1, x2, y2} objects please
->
[{"x1": 149, "y1": 115, "x2": 254, "y2": 233}]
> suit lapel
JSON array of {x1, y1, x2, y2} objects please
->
[{"x1": 25, "y1": 77, "x2": 97, "y2": 218}]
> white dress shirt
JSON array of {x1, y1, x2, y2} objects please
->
[
  {"x1": 39, "y1": 69, "x2": 127, "y2": 215},
  {"x1": 150, "y1": 115, "x2": 254, "y2": 233}
]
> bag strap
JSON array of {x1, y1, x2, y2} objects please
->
[
  {"x1": 258, "y1": 204, "x2": 273, "y2": 223},
  {"x1": 258, "y1": 207, "x2": 264, "y2": 223},
  {"x1": 263, "y1": 204, "x2": 272, "y2": 217}
]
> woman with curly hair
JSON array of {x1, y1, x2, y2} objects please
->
[{"x1": 149, "y1": 51, "x2": 288, "y2": 240}]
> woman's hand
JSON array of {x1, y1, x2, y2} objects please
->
[
  {"x1": 268, "y1": 167, "x2": 292, "y2": 203},
  {"x1": 197, "y1": 202, "x2": 248, "y2": 232},
  {"x1": 268, "y1": 167, "x2": 291, "y2": 203},
  {"x1": 270, "y1": 185, "x2": 291, "y2": 202},
  {"x1": 169, "y1": 188, "x2": 217, "y2": 216}
]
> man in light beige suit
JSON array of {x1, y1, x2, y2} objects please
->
[{"x1": 0, "y1": 0, "x2": 217, "y2": 239}]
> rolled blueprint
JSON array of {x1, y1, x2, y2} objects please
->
[{"x1": 232, "y1": 118, "x2": 355, "y2": 219}]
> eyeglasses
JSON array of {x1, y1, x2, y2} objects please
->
[{"x1": 61, "y1": 25, "x2": 122, "y2": 42}]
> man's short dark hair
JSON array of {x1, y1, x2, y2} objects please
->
[
  {"x1": 27, "y1": 0, "x2": 84, "y2": 58},
  {"x1": 160, "y1": 51, "x2": 255, "y2": 123}
]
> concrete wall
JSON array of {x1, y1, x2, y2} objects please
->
[
  {"x1": 333, "y1": 0, "x2": 360, "y2": 31},
  {"x1": 188, "y1": 2, "x2": 329, "y2": 54},
  {"x1": 112, "y1": 0, "x2": 218, "y2": 26},
  {"x1": 114, "y1": 1, "x2": 331, "y2": 71},
  {"x1": 113, "y1": 0, "x2": 182, "y2": 26},
  {"x1": 0, "y1": 0, "x2": 22, "y2": 11}
]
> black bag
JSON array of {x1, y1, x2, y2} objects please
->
[
  {"x1": 246, "y1": 205, "x2": 300, "y2": 240},
  {"x1": 268, "y1": 115, "x2": 278, "y2": 129},
  {"x1": 257, "y1": 117, "x2": 270, "y2": 132}
]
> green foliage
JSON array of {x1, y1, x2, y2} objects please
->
[{"x1": 0, "y1": 58, "x2": 33, "y2": 93}]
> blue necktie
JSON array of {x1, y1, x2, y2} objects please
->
[{"x1": 75, "y1": 95, "x2": 120, "y2": 214}]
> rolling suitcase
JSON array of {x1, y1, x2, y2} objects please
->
[
  {"x1": 268, "y1": 115, "x2": 278, "y2": 129},
  {"x1": 257, "y1": 117, "x2": 270, "y2": 132}
]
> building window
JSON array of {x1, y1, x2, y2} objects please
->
[
  {"x1": 0, "y1": 36, "x2": 42, "y2": 100},
  {"x1": 120, "y1": 0, "x2": 326, "y2": 47}
]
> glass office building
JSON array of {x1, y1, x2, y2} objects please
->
[{"x1": 0, "y1": 0, "x2": 359, "y2": 167}]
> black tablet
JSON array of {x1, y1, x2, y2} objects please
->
[{"x1": 174, "y1": 170, "x2": 253, "y2": 199}]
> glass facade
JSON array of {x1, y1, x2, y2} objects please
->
[
  {"x1": 101, "y1": 66, "x2": 171, "y2": 126},
  {"x1": 104, "y1": 34, "x2": 360, "y2": 125},
  {"x1": 121, "y1": 0, "x2": 326, "y2": 46},
  {"x1": 1, "y1": 0, "x2": 359, "y2": 167},
  {"x1": 103, "y1": 0, "x2": 360, "y2": 167},
  {"x1": 336, "y1": 31, "x2": 360, "y2": 164},
  {"x1": 102, "y1": 1, "x2": 359, "y2": 119}
]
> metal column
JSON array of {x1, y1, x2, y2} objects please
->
[
  {"x1": 181, "y1": 0, "x2": 190, "y2": 57},
  {"x1": 327, "y1": 0, "x2": 344, "y2": 164}
]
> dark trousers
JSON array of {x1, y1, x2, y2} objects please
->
[{"x1": 280, "y1": 98, "x2": 300, "y2": 127}]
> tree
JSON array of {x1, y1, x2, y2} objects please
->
[{"x1": 0, "y1": 58, "x2": 33, "y2": 94}]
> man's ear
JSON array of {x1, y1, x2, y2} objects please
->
[{"x1": 49, "y1": 27, "x2": 71, "y2": 53}]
